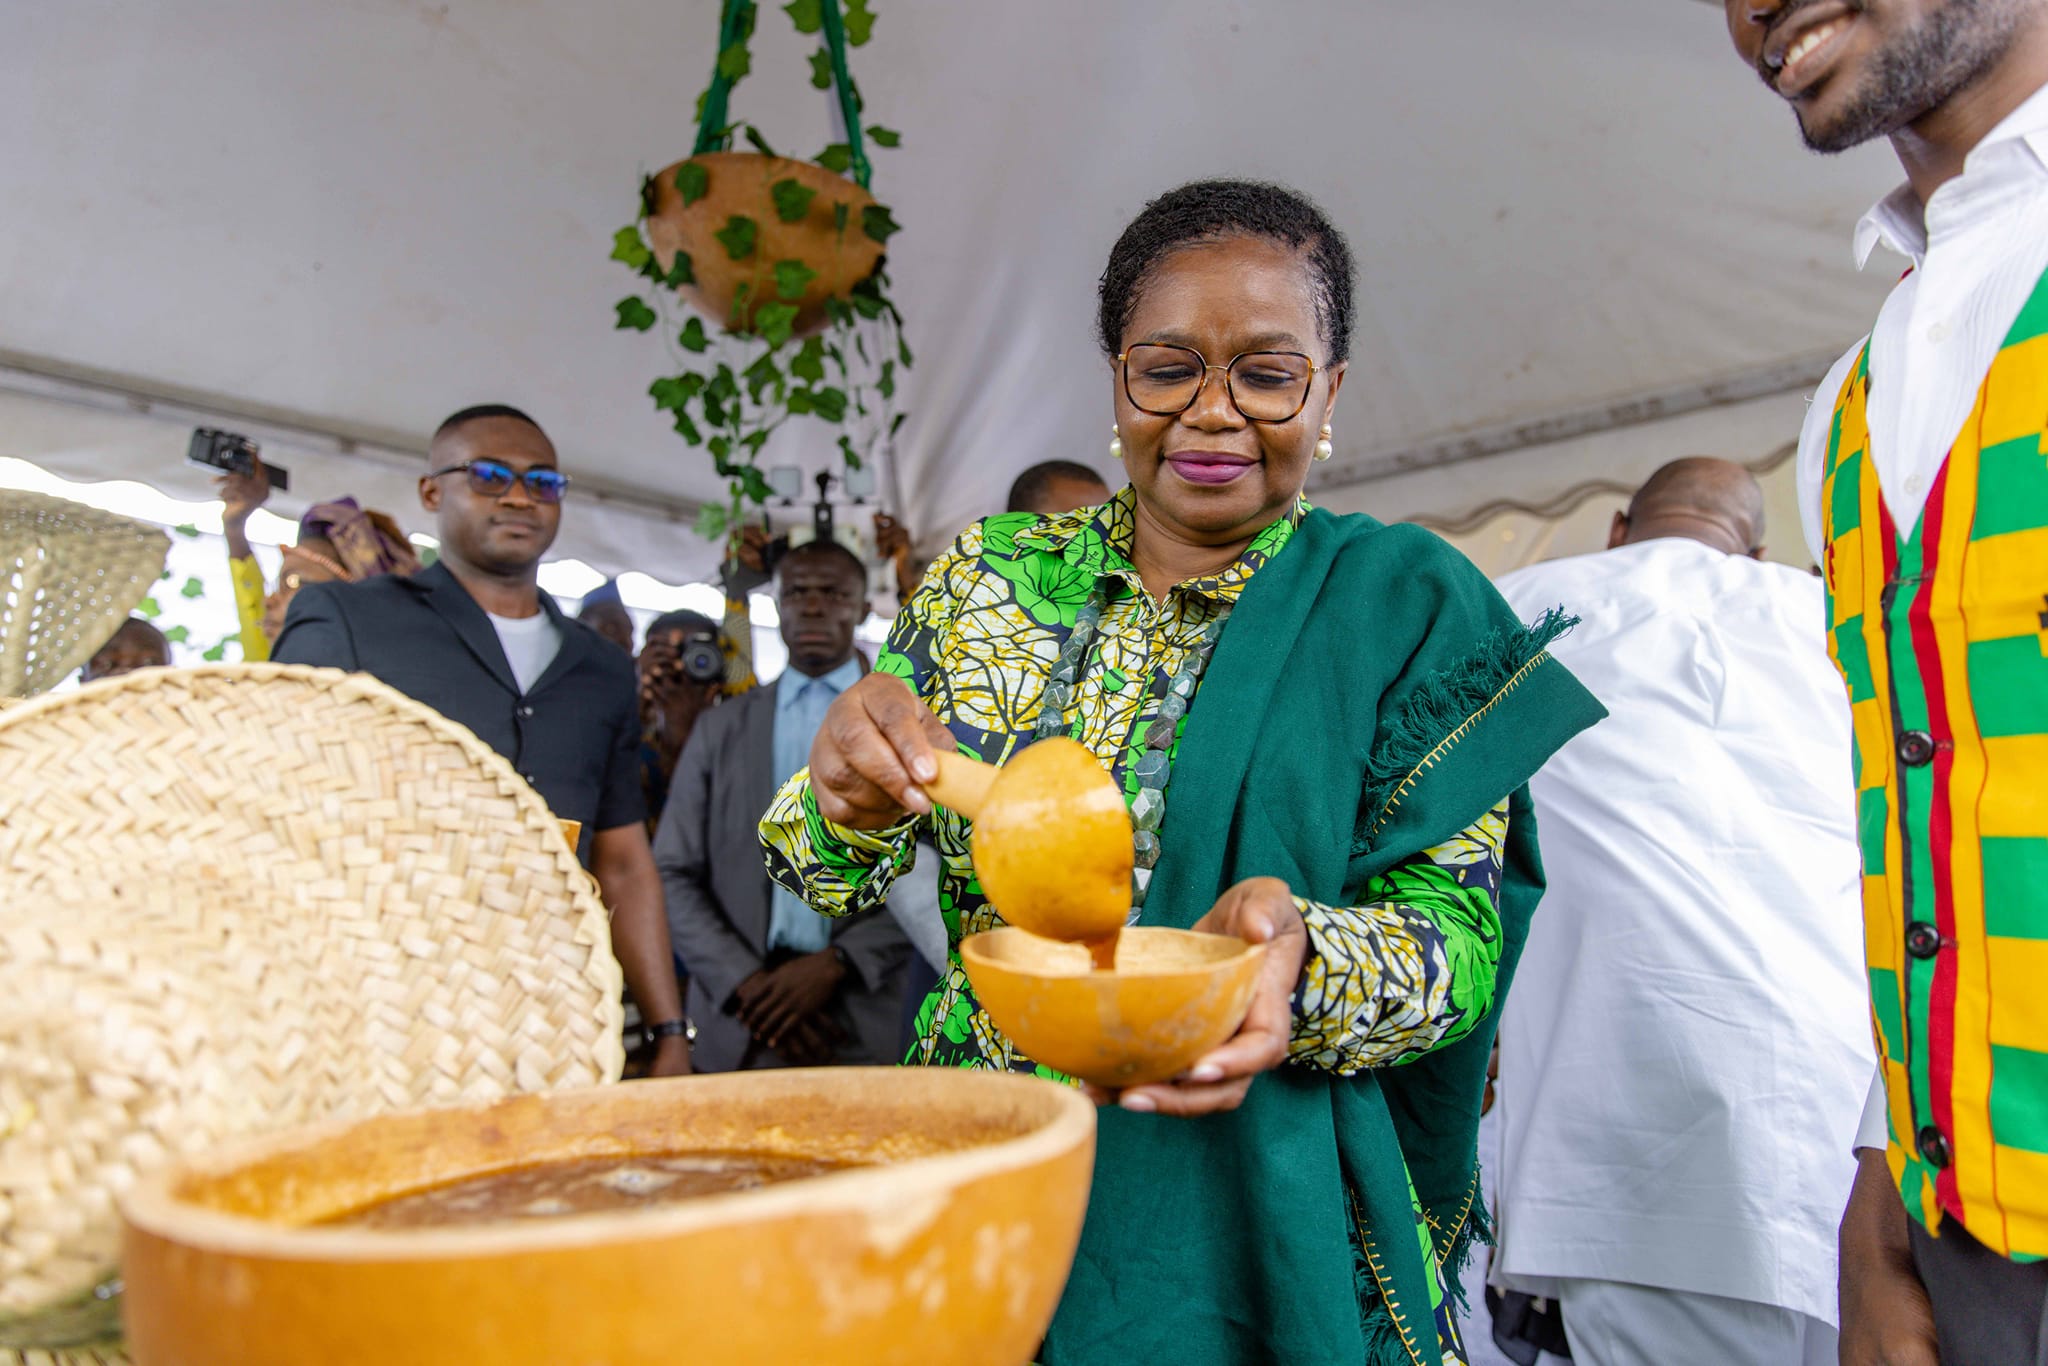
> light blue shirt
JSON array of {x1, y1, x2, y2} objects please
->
[{"x1": 767, "y1": 655, "x2": 866, "y2": 953}]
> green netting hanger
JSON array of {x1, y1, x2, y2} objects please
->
[{"x1": 692, "y1": 0, "x2": 872, "y2": 190}]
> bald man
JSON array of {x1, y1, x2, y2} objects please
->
[
  {"x1": 1485, "y1": 460, "x2": 1874, "y2": 1364},
  {"x1": 1605, "y1": 455, "x2": 1766, "y2": 557}
]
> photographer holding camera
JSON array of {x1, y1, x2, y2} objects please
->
[
  {"x1": 214, "y1": 453, "x2": 418, "y2": 659},
  {"x1": 636, "y1": 608, "x2": 737, "y2": 832}
]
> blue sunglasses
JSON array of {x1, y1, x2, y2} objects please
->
[{"x1": 430, "y1": 458, "x2": 570, "y2": 504}]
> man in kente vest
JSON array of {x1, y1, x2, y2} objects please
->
[{"x1": 1725, "y1": 2, "x2": 2048, "y2": 1362}]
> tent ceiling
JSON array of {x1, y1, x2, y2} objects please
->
[{"x1": 2, "y1": 0, "x2": 1900, "y2": 582}]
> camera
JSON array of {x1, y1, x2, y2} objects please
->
[
  {"x1": 187, "y1": 427, "x2": 289, "y2": 492},
  {"x1": 676, "y1": 631, "x2": 726, "y2": 685},
  {"x1": 757, "y1": 469, "x2": 862, "y2": 576}
]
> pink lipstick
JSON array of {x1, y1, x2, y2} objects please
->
[{"x1": 1164, "y1": 452, "x2": 1255, "y2": 486}]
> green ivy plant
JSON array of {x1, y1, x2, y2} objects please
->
[
  {"x1": 610, "y1": 0, "x2": 911, "y2": 544},
  {"x1": 142, "y1": 526, "x2": 240, "y2": 661}
]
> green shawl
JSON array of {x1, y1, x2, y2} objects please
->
[{"x1": 1042, "y1": 510, "x2": 1604, "y2": 1366}]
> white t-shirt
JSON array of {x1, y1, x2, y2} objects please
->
[
  {"x1": 486, "y1": 609, "x2": 562, "y2": 695},
  {"x1": 1491, "y1": 538, "x2": 1873, "y2": 1325}
]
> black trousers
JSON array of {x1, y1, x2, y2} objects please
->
[{"x1": 1911, "y1": 1215, "x2": 2048, "y2": 1366}]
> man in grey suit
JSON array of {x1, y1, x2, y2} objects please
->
[{"x1": 654, "y1": 538, "x2": 910, "y2": 1070}]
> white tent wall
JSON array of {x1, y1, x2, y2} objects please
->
[
  {"x1": 1313, "y1": 386, "x2": 1817, "y2": 575},
  {"x1": 4, "y1": 1, "x2": 1901, "y2": 586},
  {"x1": 0, "y1": 381, "x2": 697, "y2": 576}
]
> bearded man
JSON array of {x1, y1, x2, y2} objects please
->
[{"x1": 1724, "y1": 2, "x2": 2048, "y2": 1362}]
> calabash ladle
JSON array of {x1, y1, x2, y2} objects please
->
[{"x1": 922, "y1": 738, "x2": 1133, "y2": 969}]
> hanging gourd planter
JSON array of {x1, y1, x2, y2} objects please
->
[
  {"x1": 644, "y1": 152, "x2": 884, "y2": 337},
  {"x1": 610, "y1": 0, "x2": 909, "y2": 542}
]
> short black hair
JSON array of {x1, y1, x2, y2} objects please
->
[
  {"x1": 433, "y1": 403, "x2": 544, "y2": 442},
  {"x1": 578, "y1": 598, "x2": 630, "y2": 622},
  {"x1": 644, "y1": 609, "x2": 719, "y2": 641},
  {"x1": 777, "y1": 536, "x2": 868, "y2": 588},
  {"x1": 1097, "y1": 179, "x2": 1356, "y2": 364},
  {"x1": 1007, "y1": 460, "x2": 1109, "y2": 514},
  {"x1": 107, "y1": 616, "x2": 169, "y2": 650}
]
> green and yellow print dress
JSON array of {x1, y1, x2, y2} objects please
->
[{"x1": 761, "y1": 489, "x2": 1507, "y2": 1365}]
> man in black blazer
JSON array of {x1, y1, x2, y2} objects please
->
[{"x1": 273, "y1": 403, "x2": 690, "y2": 1076}]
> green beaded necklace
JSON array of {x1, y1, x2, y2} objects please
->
[{"x1": 1029, "y1": 579, "x2": 1233, "y2": 916}]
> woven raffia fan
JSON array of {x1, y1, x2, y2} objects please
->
[
  {"x1": 0, "y1": 665, "x2": 626, "y2": 1362},
  {"x1": 0, "y1": 491, "x2": 171, "y2": 700}
]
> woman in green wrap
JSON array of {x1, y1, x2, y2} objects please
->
[{"x1": 760, "y1": 179, "x2": 1602, "y2": 1366}]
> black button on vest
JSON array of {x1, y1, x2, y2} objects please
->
[
  {"x1": 1917, "y1": 1125, "x2": 1953, "y2": 1170},
  {"x1": 1899, "y1": 730, "x2": 1937, "y2": 767},
  {"x1": 1906, "y1": 923, "x2": 1943, "y2": 959}
]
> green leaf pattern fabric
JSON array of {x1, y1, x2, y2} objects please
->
[
  {"x1": 760, "y1": 487, "x2": 1510, "y2": 1084},
  {"x1": 1290, "y1": 799, "x2": 1507, "y2": 1073},
  {"x1": 760, "y1": 488, "x2": 1505, "y2": 1365}
]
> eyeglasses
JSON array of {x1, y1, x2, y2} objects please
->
[
  {"x1": 1117, "y1": 344, "x2": 1319, "y2": 423},
  {"x1": 429, "y1": 458, "x2": 571, "y2": 504}
]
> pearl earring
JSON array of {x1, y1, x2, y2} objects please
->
[
  {"x1": 1110, "y1": 423, "x2": 1124, "y2": 461},
  {"x1": 1315, "y1": 424, "x2": 1334, "y2": 462}
]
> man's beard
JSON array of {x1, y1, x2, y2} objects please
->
[{"x1": 1798, "y1": 0, "x2": 2030, "y2": 152}]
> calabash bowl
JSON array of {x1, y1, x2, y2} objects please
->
[
  {"x1": 119, "y1": 1068, "x2": 1095, "y2": 1366},
  {"x1": 960, "y1": 927, "x2": 1267, "y2": 1089},
  {"x1": 644, "y1": 152, "x2": 884, "y2": 336}
]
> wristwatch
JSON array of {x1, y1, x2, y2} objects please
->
[{"x1": 644, "y1": 1017, "x2": 694, "y2": 1046}]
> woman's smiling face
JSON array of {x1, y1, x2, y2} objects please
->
[{"x1": 1112, "y1": 235, "x2": 1345, "y2": 546}]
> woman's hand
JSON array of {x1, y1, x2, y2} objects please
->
[
  {"x1": 1092, "y1": 877, "x2": 1310, "y2": 1117},
  {"x1": 215, "y1": 459, "x2": 269, "y2": 560},
  {"x1": 217, "y1": 460, "x2": 269, "y2": 526},
  {"x1": 808, "y1": 674, "x2": 953, "y2": 830}
]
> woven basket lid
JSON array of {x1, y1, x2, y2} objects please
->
[
  {"x1": 0, "y1": 491, "x2": 171, "y2": 700},
  {"x1": 0, "y1": 664, "x2": 626, "y2": 1357}
]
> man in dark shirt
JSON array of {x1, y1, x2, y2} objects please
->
[{"x1": 273, "y1": 403, "x2": 690, "y2": 1076}]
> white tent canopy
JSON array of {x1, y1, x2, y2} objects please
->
[{"x1": 3, "y1": 0, "x2": 1901, "y2": 583}]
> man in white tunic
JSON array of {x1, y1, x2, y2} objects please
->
[{"x1": 1490, "y1": 459, "x2": 1874, "y2": 1365}]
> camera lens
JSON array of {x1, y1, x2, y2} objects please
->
[{"x1": 679, "y1": 638, "x2": 725, "y2": 684}]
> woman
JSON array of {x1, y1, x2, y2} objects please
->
[
  {"x1": 216, "y1": 459, "x2": 421, "y2": 658},
  {"x1": 762, "y1": 180, "x2": 1602, "y2": 1366}
]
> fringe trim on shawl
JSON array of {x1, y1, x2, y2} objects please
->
[
  {"x1": 1354, "y1": 608, "x2": 1576, "y2": 854},
  {"x1": 1352, "y1": 1218, "x2": 1424, "y2": 1366},
  {"x1": 1352, "y1": 1179, "x2": 1498, "y2": 1364},
  {"x1": 1438, "y1": 1192, "x2": 1494, "y2": 1319}
]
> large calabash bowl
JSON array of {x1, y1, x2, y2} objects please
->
[
  {"x1": 118, "y1": 1069, "x2": 1095, "y2": 1366},
  {"x1": 961, "y1": 927, "x2": 1267, "y2": 1089}
]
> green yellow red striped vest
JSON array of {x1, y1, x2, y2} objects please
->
[{"x1": 1821, "y1": 264, "x2": 2048, "y2": 1260}]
